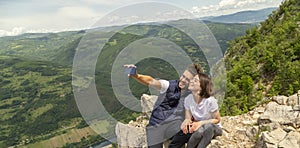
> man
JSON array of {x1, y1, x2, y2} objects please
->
[{"x1": 124, "y1": 64, "x2": 203, "y2": 148}]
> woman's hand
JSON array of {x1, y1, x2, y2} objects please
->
[
  {"x1": 189, "y1": 121, "x2": 202, "y2": 133},
  {"x1": 181, "y1": 119, "x2": 192, "y2": 134}
]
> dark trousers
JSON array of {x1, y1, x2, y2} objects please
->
[
  {"x1": 169, "y1": 123, "x2": 222, "y2": 148},
  {"x1": 168, "y1": 131, "x2": 192, "y2": 148}
]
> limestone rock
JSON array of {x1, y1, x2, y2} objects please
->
[
  {"x1": 272, "y1": 95, "x2": 288, "y2": 105},
  {"x1": 287, "y1": 94, "x2": 298, "y2": 106},
  {"x1": 207, "y1": 139, "x2": 222, "y2": 148},
  {"x1": 141, "y1": 94, "x2": 157, "y2": 118},
  {"x1": 278, "y1": 131, "x2": 300, "y2": 148},
  {"x1": 116, "y1": 122, "x2": 146, "y2": 148},
  {"x1": 261, "y1": 128, "x2": 286, "y2": 145},
  {"x1": 258, "y1": 102, "x2": 299, "y2": 127}
]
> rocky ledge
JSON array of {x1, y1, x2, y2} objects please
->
[{"x1": 116, "y1": 91, "x2": 300, "y2": 148}]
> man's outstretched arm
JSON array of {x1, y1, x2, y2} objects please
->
[
  {"x1": 124, "y1": 64, "x2": 162, "y2": 90},
  {"x1": 131, "y1": 74, "x2": 162, "y2": 90}
]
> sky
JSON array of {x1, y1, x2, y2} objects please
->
[{"x1": 0, "y1": 0, "x2": 284, "y2": 37}]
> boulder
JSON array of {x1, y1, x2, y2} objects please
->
[
  {"x1": 116, "y1": 122, "x2": 147, "y2": 148},
  {"x1": 258, "y1": 102, "x2": 300, "y2": 127},
  {"x1": 262, "y1": 128, "x2": 286, "y2": 145},
  {"x1": 272, "y1": 95, "x2": 288, "y2": 105},
  {"x1": 278, "y1": 131, "x2": 300, "y2": 148},
  {"x1": 287, "y1": 94, "x2": 298, "y2": 107},
  {"x1": 255, "y1": 128, "x2": 286, "y2": 148},
  {"x1": 141, "y1": 94, "x2": 157, "y2": 118}
]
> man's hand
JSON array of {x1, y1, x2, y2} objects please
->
[
  {"x1": 123, "y1": 64, "x2": 137, "y2": 77},
  {"x1": 123, "y1": 64, "x2": 162, "y2": 90}
]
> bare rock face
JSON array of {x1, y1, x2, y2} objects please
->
[
  {"x1": 212, "y1": 113, "x2": 259, "y2": 147},
  {"x1": 287, "y1": 94, "x2": 298, "y2": 106},
  {"x1": 116, "y1": 94, "x2": 155, "y2": 148},
  {"x1": 258, "y1": 102, "x2": 300, "y2": 128},
  {"x1": 272, "y1": 95, "x2": 288, "y2": 105},
  {"x1": 256, "y1": 128, "x2": 287, "y2": 147},
  {"x1": 278, "y1": 131, "x2": 300, "y2": 147},
  {"x1": 255, "y1": 90, "x2": 300, "y2": 148},
  {"x1": 141, "y1": 94, "x2": 157, "y2": 118},
  {"x1": 116, "y1": 122, "x2": 147, "y2": 148}
]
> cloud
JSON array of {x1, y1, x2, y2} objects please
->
[
  {"x1": 82, "y1": 0, "x2": 139, "y2": 6},
  {"x1": 0, "y1": 6, "x2": 103, "y2": 37},
  {"x1": 92, "y1": 3, "x2": 194, "y2": 27},
  {"x1": 0, "y1": 26, "x2": 84, "y2": 37},
  {"x1": 0, "y1": 27, "x2": 25, "y2": 37},
  {"x1": 191, "y1": 0, "x2": 283, "y2": 17},
  {"x1": 57, "y1": 6, "x2": 99, "y2": 19},
  {"x1": 219, "y1": 0, "x2": 268, "y2": 9}
]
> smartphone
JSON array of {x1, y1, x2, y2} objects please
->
[{"x1": 125, "y1": 67, "x2": 136, "y2": 75}]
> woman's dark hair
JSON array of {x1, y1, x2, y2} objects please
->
[{"x1": 198, "y1": 73, "x2": 213, "y2": 98}]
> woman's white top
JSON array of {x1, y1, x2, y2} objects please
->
[{"x1": 184, "y1": 94, "x2": 221, "y2": 126}]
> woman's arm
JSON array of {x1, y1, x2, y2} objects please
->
[
  {"x1": 181, "y1": 109, "x2": 193, "y2": 134},
  {"x1": 189, "y1": 110, "x2": 221, "y2": 132}
]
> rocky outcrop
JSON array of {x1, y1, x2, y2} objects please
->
[
  {"x1": 116, "y1": 91, "x2": 300, "y2": 148},
  {"x1": 141, "y1": 94, "x2": 157, "y2": 118},
  {"x1": 207, "y1": 105, "x2": 264, "y2": 148},
  {"x1": 258, "y1": 102, "x2": 300, "y2": 128},
  {"x1": 255, "y1": 91, "x2": 300, "y2": 148},
  {"x1": 116, "y1": 122, "x2": 147, "y2": 148},
  {"x1": 115, "y1": 94, "x2": 152, "y2": 148}
]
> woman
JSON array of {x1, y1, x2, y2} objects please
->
[{"x1": 169, "y1": 73, "x2": 222, "y2": 148}]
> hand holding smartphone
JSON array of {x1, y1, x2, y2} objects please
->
[
  {"x1": 125, "y1": 67, "x2": 136, "y2": 75},
  {"x1": 124, "y1": 64, "x2": 137, "y2": 76}
]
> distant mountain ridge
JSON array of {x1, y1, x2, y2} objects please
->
[{"x1": 201, "y1": 7, "x2": 277, "y2": 23}]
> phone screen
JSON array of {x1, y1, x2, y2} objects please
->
[{"x1": 125, "y1": 67, "x2": 136, "y2": 75}]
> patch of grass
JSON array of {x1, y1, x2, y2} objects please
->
[
  {"x1": 0, "y1": 141, "x2": 7, "y2": 148},
  {"x1": 30, "y1": 104, "x2": 53, "y2": 119},
  {"x1": 22, "y1": 141, "x2": 45, "y2": 148},
  {"x1": 89, "y1": 120, "x2": 110, "y2": 134},
  {"x1": 20, "y1": 126, "x2": 97, "y2": 148}
]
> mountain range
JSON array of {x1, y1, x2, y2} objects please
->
[{"x1": 201, "y1": 7, "x2": 277, "y2": 24}]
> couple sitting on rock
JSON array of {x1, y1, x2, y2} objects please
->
[{"x1": 124, "y1": 64, "x2": 222, "y2": 148}]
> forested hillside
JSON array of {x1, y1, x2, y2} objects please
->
[{"x1": 221, "y1": 0, "x2": 300, "y2": 115}]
